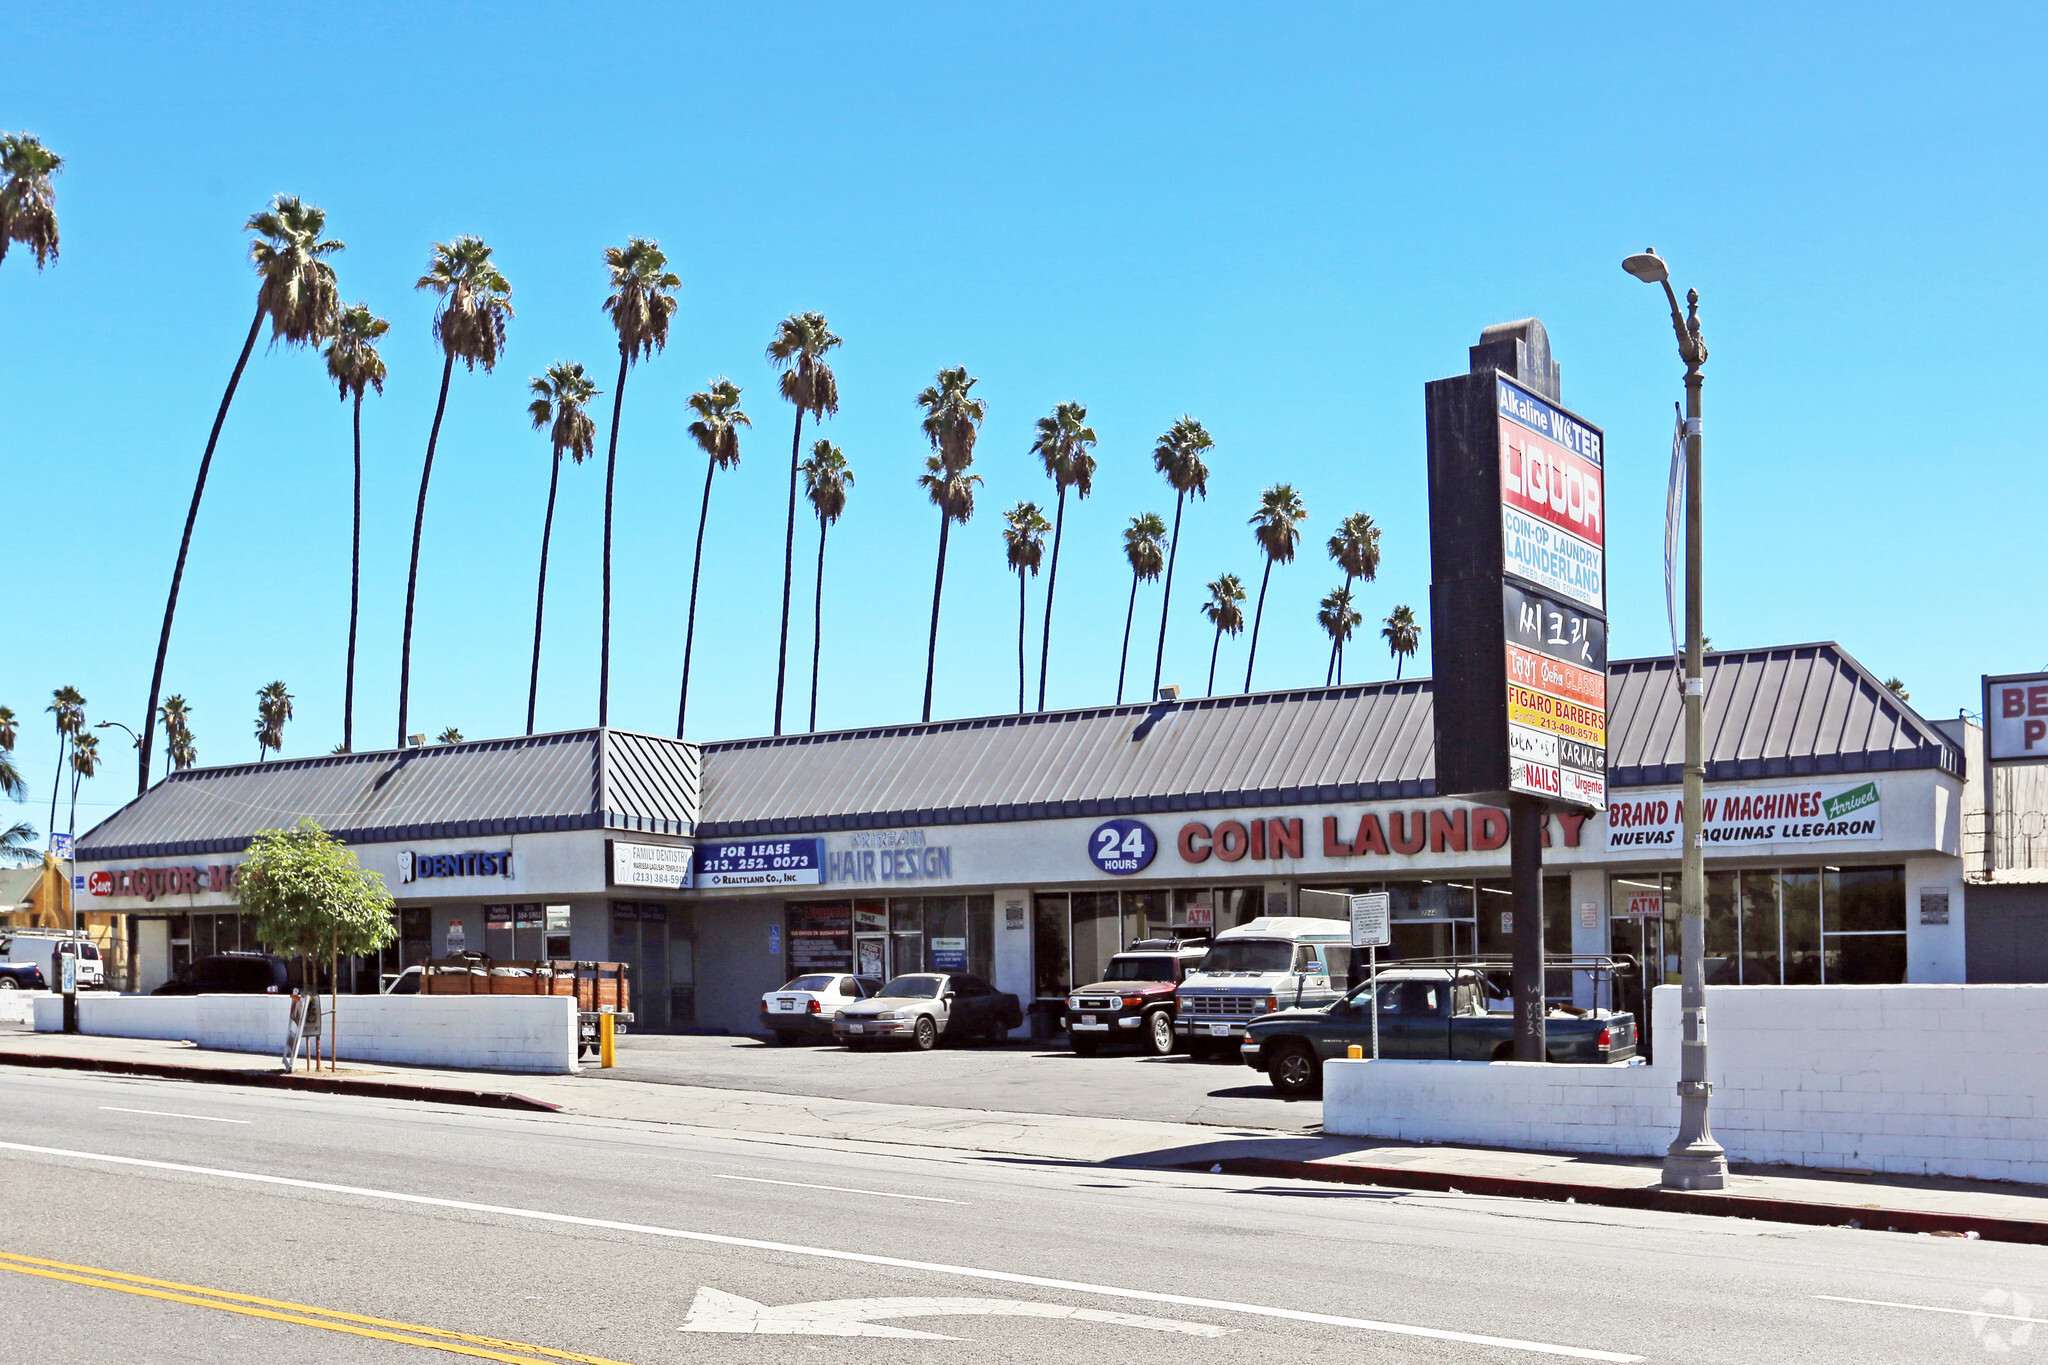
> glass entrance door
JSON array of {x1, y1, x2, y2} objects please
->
[{"x1": 611, "y1": 904, "x2": 672, "y2": 1033}]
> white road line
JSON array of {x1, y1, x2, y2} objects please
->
[
  {"x1": 0, "y1": 1140, "x2": 1641, "y2": 1362},
  {"x1": 98, "y1": 1108, "x2": 250, "y2": 1125},
  {"x1": 1815, "y1": 1295, "x2": 2048, "y2": 1325},
  {"x1": 712, "y1": 1174, "x2": 964, "y2": 1204}
]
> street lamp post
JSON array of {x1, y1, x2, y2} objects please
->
[
  {"x1": 1622, "y1": 248, "x2": 1729, "y2": 1191},
  {"x1": 96, "y1": 720, "x2": 143, "y2": 798}
]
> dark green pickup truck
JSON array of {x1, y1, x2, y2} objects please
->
[{"x1": 1240, "y1": 967, "x2": 1639, "y2": 1096}]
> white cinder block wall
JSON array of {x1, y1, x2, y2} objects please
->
[
  {"x1": 1323, "y1": 984, "x2": 2048, "y2": 1185},
  {"x1": 36, "y1": 994, "x2": 577, "y2": 1074}
]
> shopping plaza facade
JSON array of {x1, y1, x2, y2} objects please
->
[{"x1": 65, "y1": 639, "x2": 2034, "y2": 1036}]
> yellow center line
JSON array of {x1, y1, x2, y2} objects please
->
[{"x1": 0, "y1": 1252, "x2": 640, "y2": 1365}]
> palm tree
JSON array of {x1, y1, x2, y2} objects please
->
[
  {"x1": 524, "y1": 361, "x2": 600, "y2": 736},
  {"x1": 1029, "y1": 402, "x2": 1097, "y2": 711},
  {"x1": 1318, "y1": 587, "x2": 1363, "y2": 685},
  {"x1": 1244, "y1": 484, "x2": 1309, "y2": 691},
  {"x1": 1149, "y1": 416, "x2": 1214, "y2": 699},
  {"x1": 916, "y1": 367, "x2": 986, "y2": 723},
  {"x1": 1200, "y1": 573, "x2": 1247, "y2": 696},
  {"x1": 1324, "y1": 512, "x2": 1381, "y2": 684},
  {"x1": 66, "y1": 732, "x2": 99, "y2": 837},
  {"x1": 325, "y1": 303, "x2": 389, "y2": 753},
  {"x1": 0, "y1": 706, "x2": 19, "y2": 803},
  {"x1": 46, "y1": 686, "x2": 84, "y2": 844},
  {"x1": 400, "y1": 235, "x2": 512, "y2": 749},
  {"x1": 1883, "y1": 677, "x2": 1910, "y2": 702},
  {"x1": 141, "y1": 196, "x2": 343, "y2": 792},
  {"x1": 597, "y1": 238, "x2": 681, "y2": 727},
  {"x1": 437, "y1": 727, "x2": 463, "y2": 744},
  {"x1": 1116, "y1": 514, "x2": 1167, "y2": 704},
  {"x1": 1383, "y1": 604, "x2": 1421, "y2": 680},
  {"x1": 0, "y1": 706, "x2": 16, "y2": 751},
  {"x1": 159, "y1": 696, "x2": 196, "y2": 776},
  {"x1": 254, "y1": 681, "x2": 293, "y2": 760},
  {"x1": 676, "y1": 379, "x2": 750, "y2": 738},
  {"x1": 1001, "y1": 501, "x2": 1052, "y2": 713},
  {"x1": 0, "y1": 132, "x2": 63, "y2": 270},
  {"x1": 799, "y1": 439, "x2": 853, "y2": 732},
  {"x1": 767, "y1": 313, "x2": 843, "y2": 735},
  {"x1": 1, "y1": 823, "x2": 37, "y2": 863}
]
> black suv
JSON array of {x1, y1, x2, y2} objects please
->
[{"x1": 151, "y1": 952, "x2": 293, "y2": 996}]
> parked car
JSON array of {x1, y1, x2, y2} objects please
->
[
  {"x1": 1241, "y1": 966, "x2": 1640, "y2": 1096},
  {"x1": 382, "y1": 965, "x2": 423, "y2": 995},
  {"x1": 1173, "y1": 916, "x2": 1355, "y2": 1057},
  {"x1": 150, "y1": 952, "x2": 293, "y2": 996},
  {"x1": 832, "y1": 972, "x2": 1023, "y2": 1050},
  {"x1": 761, "y1": 973, "x2": 884, "y2": 1044},
  {"x1": 0, "y1": 962, "x2": 47, "y2": 991},
  {"x1": 1, "y1": 931, "x2": 105, "y2": 990},
  {"x1": 1063, "y1": 938, "x2": 1210, "y2": 1056}
]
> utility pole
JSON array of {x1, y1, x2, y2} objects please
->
[{"x1": 1623, "y1": 248, "x2": 1728, "y2": 1191}]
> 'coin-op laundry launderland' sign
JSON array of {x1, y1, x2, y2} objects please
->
[{"x1": 1605, "y1": 781, "x2": 1882, "y2": 851}]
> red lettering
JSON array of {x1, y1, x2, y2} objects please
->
[
  {"x1": 1353, "y1": 814, "x2": 1390, "y2": 855},
  {"x1": 1269, "y1": 818, "x2": 1303, "y2": 860},
  {"x1": 2005, "y1": 687, "x2": 2028, "y2": 718},
  {"x1": 2032, "y1": 686, "x2": 2048, "y2": 717},
  {"x1": 2029, "y1": 719, "x2": 2047, "y2": 751},
  {"x1": 1389, "y1": 811, "x2": 1426, "y2": 855},
  {"x1": 1471, "y1": 807, "x2": 1510, "y2": 851},
  {"x1": 1179, "y1": 823, "x2": 1213, "y2": 863},
  {"x1": 1428, "y1": 809, "x2": 1467, "y2": 853},
  {"x1": 1249, "y1": 819, "x2": 1267, "y2": 860},
  {"x1": 1213, "y1": 821, "x2": 1249, "y2": 862},
  {"x1": 1322, "y1": 816, "x2": 1352, "y2": 858},
  {"x1": 1554, "y1": 811, "x2": 1588, "y2": 848}
]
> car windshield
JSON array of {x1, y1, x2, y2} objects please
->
[
  {"x1": 876, "y1": 975, "x2": 943, "y2": 998},
  {"x1": 782, "y1": 975, "x2": 836, "y2": 992},
  {"x1": 1101, "y1": 956, "x2": 1176, "y2": 983},
  {"x1": 1198, "y1": 941, "x2": 1293, "y2": 973}
]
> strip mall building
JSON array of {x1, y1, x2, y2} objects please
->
[{"x1": 74, "y1": 640, "x2": 2023, "y2": 1035}]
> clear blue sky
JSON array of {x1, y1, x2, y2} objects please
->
[{"x1": 5, "y1": 3, "x2": 2044, "y2": 838}]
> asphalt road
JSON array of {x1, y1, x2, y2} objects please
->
[
  {"x1": 602, "y1": 1032, "x2": 1320, "y2": 1129},
  {"x1": 2, "y1": 1069, "x2": 2041, "y2": 1365}
]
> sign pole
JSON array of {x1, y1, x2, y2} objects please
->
[
  {"x1": 1349, "y1": 891, "x2": 1390, "y2": 1062},
  {"x1": 1510, "y1": 793, "x2": 1547, "y2": 1062},
  {"x1": 1369, "y1": 944, "x2": 1379, "y2": 1060}
]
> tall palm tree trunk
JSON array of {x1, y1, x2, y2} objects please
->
[
  {"x1": 1015, "y1": 571, "x2": 1028, "y2": 713},
  {"x1": 1036, "y1": 484, "x2": 1067, "y2": 712},
  {"x1": 1150, "y1": 491, "x2": 1187, "y2": 700},
  {"x1": 921, "y1": 513, "x2": 951, "y2": 724},
  {"x1": 1116, "y1": 574, "x2": 1139, "y2": 705},
  {"x1": 398, "y1": 351, "x2": 457, "y2": 749},
  {"x1": 1396, "y1": 650, "x2": 1405, "y2": 681},
  {"x1": 598, "y1": 350, "x2": 629, "y2": 728},
  {"x1": 527, "y1": 450, "x2": 564, "y2": 736},
  {"x1": 808, "y1": 521, "x2": 828, "y2": 732},
  {"x1": 1327, "y1": 571, "x2": 1354, "y2": 686},
  {"x1": 1207, "y1": 623, "x2": 1223, "y2": 696},
  {"x1": 140, "y1": 306, "x2": 265, "y2": 793},
  {"x1": 67, "y1": 768, "x2": 79, "y2": 837},
  {"x1": 676, "y1": 457, "x2": 717, "y2": 739},
  {"x1": 1245, "y1": 559, "x2": 1275, "y2": 692},
  {"x1": 772, "y1": 411, "x2": 805, "y2": 736},
  {"x1": 344, "y1": 392, "x2": 363, "y2": 751},
  {"x1": 48, "y1": 733, "x2": 68, "y2": 840}
]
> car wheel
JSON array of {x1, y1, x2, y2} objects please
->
[
  {"x1": 912, "y1": 1016, "x2": 939, "y2": 1051},
  {"x1": 1268, "y1": 1041, "x2": 1322, "y2": 1097},
  {"x1": 1070, "y1": 1034, "x2": 1101, "y2": 1056},
  {"x1": 1491, "y1": 1041, "x2": 1515, "y2": 1061},
  {"x1": 0, "y1": 978, "x2": 17, "y2": 991},
  {"x1": 1142, "y1": 1010, "x2": 1175, "y2": 1056}
]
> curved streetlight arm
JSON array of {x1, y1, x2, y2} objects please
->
[{"x1": 95, "y1": 720, "x2": 140, "y2": 749}]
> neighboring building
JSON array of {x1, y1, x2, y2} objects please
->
[
  {"x1": 0, "y1": 855, "x2": 132, "y2": 989},
  {"x1": 74, "y1": 640, "x2": 1993, "y2": 1035}
]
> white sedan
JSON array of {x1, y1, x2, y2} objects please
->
[{"x1": 761, "y1": 974, "x2": 882, "y2": 1044}]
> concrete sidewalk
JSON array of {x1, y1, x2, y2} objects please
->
[{"x1": 5, "y1": 1027, "x2": 2045, "y2": 1243}]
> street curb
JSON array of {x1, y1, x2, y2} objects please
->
[
  {"x1": 0, "y1": 1051, "x2": 562, "y2": 1113},
  {"x1": 1188, "y1": 1156, "x2": 2048, "y2": 1246}
]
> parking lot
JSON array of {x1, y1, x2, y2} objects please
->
[{"x1": 601, "y1": 1033, "x2": 1320, "y2": 1131}]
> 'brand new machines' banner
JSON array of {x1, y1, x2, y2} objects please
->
[{"x1": 1606, "y1": 781, "x2": 1882, "y2": 850}]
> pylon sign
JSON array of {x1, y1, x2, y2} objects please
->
[{"x1": 1428, "y1": 368, "x2": 1608, "y2": 810}]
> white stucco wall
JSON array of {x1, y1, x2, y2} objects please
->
[
  {"x1": 1324, "y1": 983, "x2": 2048, "y2": 1184},
  {"x1": 34, "y1": 993, "x2": 577, "y2": 1073}
]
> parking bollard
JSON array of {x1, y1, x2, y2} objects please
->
[{"x1": 600, "y1": 1012, "x2": 616, "y2": 1068}]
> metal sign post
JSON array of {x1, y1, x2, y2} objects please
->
[{"x1": 1349, "y1": 893, "x2": 1391, "y2": 1060}]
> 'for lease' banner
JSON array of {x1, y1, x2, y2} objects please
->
[{"x1": 1606, "y1": 782, "x2": 1883, "y2": 851}]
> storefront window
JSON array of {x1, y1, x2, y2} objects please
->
[
  {"x1": 924, "y1": 895, "x2": 968, "y2": 974},
  {"x1": 1782, "y1": 872, "x2": 1822, "y2": 985},
  {"x1": 1614, "y1": 865, "x2": 1906, "y2": 987},
  {"x1": 1740, "y1": 870, "x2": 1781, "y2": 985},
  {"x1": 1823, "y1": 866, "x2": 1906, "y2": 984},
  {"x1": 1070, "y1": 891, "x2": 1122, "y2": 992},
  {"x1": 889, "y1": 897, "x2": 923, "y2": 976},
  {"x1": 1033, "y1": 893, "x2": 1069, "y2": 999},
  {"x1": 1704, "y1": 872, "x2": 1738, "y2": 983},
  {"x1": 1123, "y1": 889, "x2": 1170, "y2": 944},
  {"x1": 788, "y1": 901, "x2": 853, "y2": 974}
]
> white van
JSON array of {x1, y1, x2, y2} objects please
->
[
  {"x1": 0, "y1": 931, "x2": 106, "y2": 989},
  {"x1": 1173, "y1": 916, "x2": 1352, "y2": 1055}
]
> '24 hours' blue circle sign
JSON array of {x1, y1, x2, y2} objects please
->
[{"x1": 1088, "y1": 818, "x2": 1158, "y2": 875}]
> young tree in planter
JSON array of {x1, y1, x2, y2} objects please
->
[{"x1": 238, "y1": 818, "x2": 395, "y2": 1072}]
